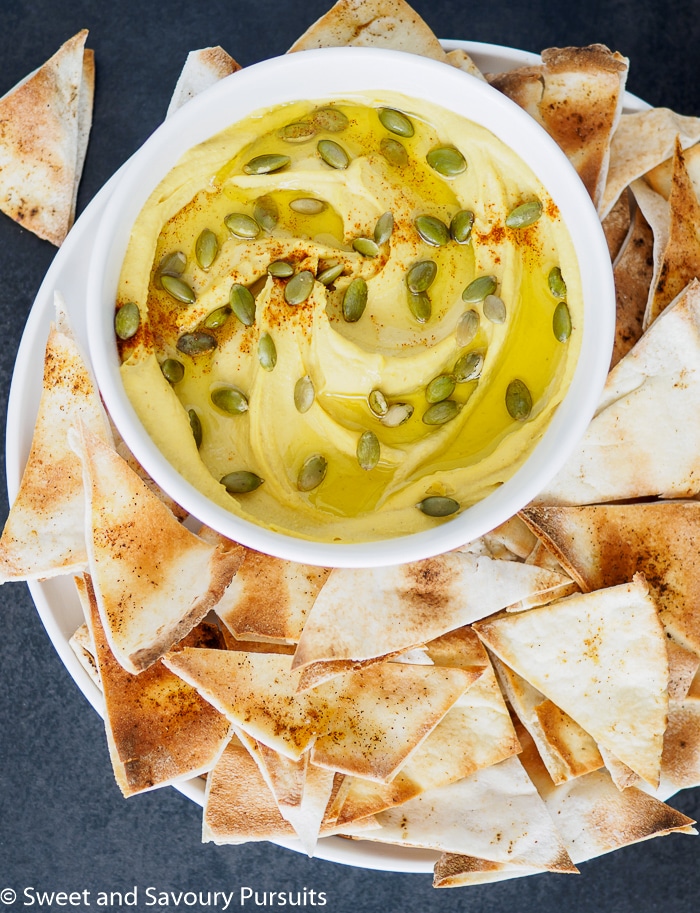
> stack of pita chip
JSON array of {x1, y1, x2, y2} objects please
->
[
  {"x1": 6, "y1": 0, "x2": 700, "y2": 890},
  {"x1": 0, "y1": 30, "x2": 94, "y2": 245}
]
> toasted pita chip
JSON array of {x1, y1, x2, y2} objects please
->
[
  {"x1": 641, "y1": 140, "x2": 700, "y2": 328},
  {"x1": 288, "y1": 0, "x2": 447, "y2": 61},
  {"x1": 602, "y1": 187, "x2": 632, "y2": 262},
  {"x1": 292, "y1": 551, "x2": 572, "y2": 676},
  {"x1": 537, "y1": 279, "x2": 700, "y2": 505},
  {"x1": 70, "y1": 47, "x2": 94, "y2": 228},
  {"x1": 445, "y1": 48, "x2": 486, "y2": 81},
  {"x1": 68, "y1": 621, "x2": 101, "y2": 688},
  {"x1": 597, "y1": 744, "x2": 641, "y2": 790},
  {"x1": 70, "y1": 422, "x2": 242, "y2": 673},
  {"x1": 610, "y1": 199, "x2": 654, "y2": 366},
  {"x1": 490, "y1": 45, "x2": 628, "y2": 209},
  {"x1": 475, "y1": 577, "x2": 669, "y2": 787},
  {"x1": 0, "y1": 30, "x2": 91, "y2": 244},
  {"x1": 366, "y1": 755, "x2": 576, "y2": 872},
  {"x1": 75, "y1": 574, "x2": 231, "y2": 796},
  {"x1": 655, "y1": 698, "x2": 700, "y2": 797},
  {"x1": 646, "y1": 142, "x2": 700, "y2": 202},
  {"x1": 521, "y1": 501, "x2": 700, "y2": 655},
  {"x1": 334, "y1": 629, "x2": 519, "y2": 826},
  {"x1": 166, "y1": 47, "x2": 241, "y2": 118},
  {"x1": 0, "y1": 294, "x2": 110, "y2": 582},
  {"x1": 215, "y1": 549, "x2": 330, "y2": 644},
  {"x1": 601, "y1": 108, "x2": 700, "y2": 219},
  {"x1": 667, "y1": 641, "x2": 700, "y2": 701},
  {"x1": 164, "y1": 647, "x2": 473, "y2": 781},
  {"x1": 492, "y1": 656, "x2": 604, "y2": 784},
  {"x1": 433, "y1": 854, "x2": 536, "y2": 888}
]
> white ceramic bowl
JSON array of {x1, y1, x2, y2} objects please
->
[{"x1": 87, "y1": 46, "x2": 615, "y2": 568}]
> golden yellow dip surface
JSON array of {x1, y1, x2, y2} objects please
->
[{"x1": 117, "y1": 92, "x2": 582, "y2": 543}]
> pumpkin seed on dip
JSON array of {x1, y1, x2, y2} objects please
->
[{"x1": 116, "y1": 92, "x2": 582, "y2": 544}]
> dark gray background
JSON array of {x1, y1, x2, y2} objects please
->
[{"x1": 1, "y1": 1, "x2": 699, "y2": 911}]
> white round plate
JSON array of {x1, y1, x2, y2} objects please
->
[{"x1": 4, "y1": 41, "x2": 648, "y2": 874}]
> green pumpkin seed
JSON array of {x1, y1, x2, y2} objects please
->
[
  {"x1": 379, "y1": 137, "x2": 408, "y2": 168},
  {"x1": 317, "y1": 263, "x2": 344, "y2": 286},
  {"x1": 254, "y1": 195, "x2": 279, "y2": 232},
  {"x1": 506, "y1": 379, "x2": 533, "y2": 421},
  {"x1": 221, "y1": 470, "x2": 264, "y2": 493},
  {"x1": 455, "y1": 309, "x2": 480, "y2": 346},
  {"x1": 483, "y1": 294, "x2": 507, "y2": 324},
  {"x1": 357, "y1": 430, "x2": 380, "y2": 471},
  {"x1": 158, "y1": 250, "x2": 186, "y2": 278},
  {"x1": 195, "y1": 229, "x2": 218, "y2": 270},
  {"x1": 279, "y1": 121, "x2": 316, "y2": 143},
  {"x1": 407, "y1": 290, "x2": 431, "y2": 324},
  {"x1": 311, "y1": 107, "x2": 349, "y2": 133},
  {"x1": 378, "y1": 107, "x2": 414, "y2": 137},
  {"x1": 548, "y1": 265, "x2": 567, "y2": 299},
  {"x1": 294, "y1": 375, "x2": 315, "y2": 413},
  {"x1": 188, "y1": 408, "x2": 202, "y2": 448},
  {"x1": 285, "y1": 270, "x2": 315, "y2": 306},
  {"x1": 318, "y1": 139, "x2": 349, "y2": 169},
  {"x1": 115, "y1": 302, "x2": 140, "y2": 340},
  {"x1": 417, "y1": 495, "x2": 460, "y2": 517},
  {"x1": 454, "y1": 350, "x2": 484, "y2": 383},
  {"x1": 462, "y1": 275, "x2": 497, "y2": 303},
  {"x1": 342, "y1": 277, "x2": 368, "y2": 322},
  {"x1": 406, "y1": 259, "x2": 437, "y2": 294},
  {"x1": 368, "y1": 389, "x2": 388, "y2": 417},
  {"x1": 243, "y1": 153, "x2": 291, "y2": 175},
  {"x1": 426, "y1": 373, "x2": 456, "y2": 403},
  {"x1": 161, "y1": 274, "x2": 196, "y2": 304},
  {"x1": 414, "y1": 214, "x2": 450, "y2": 247},
  {"x1": 224, "y1": 212, "x2": 260, "y2": 240},
  {"x1": 374, "y1": 211, "x2": 394, "y2": 245},
  {"x1": 450, "y1": 209, "x2": 474, "y2": 244},
  {"x1": 258, "y1": 332, "x2": 277, "y2": 371},
  {"x1": 268, "y1": 260, "x2": 295, "y2": 278},
  {"x1": 426, "y1": 146, "x2": 467, "y2": 176},
  {"x1": 160, "y1": 357, "x2": 184, "y2": 384},
  {"x1": 423, "y1": 400, "x2": 461, "y2": 425},
  {"x1": 353, "y1": 237, "x2": 380, "y2": 258},
  {"x1": 297, "y1": 454, "x2": 327, "y2": 491},
  {"x1": 289, "y1": 197, "x2": 327, "y2": 215},
  {"x1": 176, "y1": 331, "x2": 217, "y2": 356},
  {"x1": 505, "y1": 199, "x2": 543, "y2": 229},
  {"x1": 553, "y1": 301, "x2": 572, "y2": 342},
  {"x1": 211, "y1": 386, "x2": 249, "y2": 415},
  {"x1": 229, "y1": 283, "x2": 256, "y2": 326},
  {"x1": 203, "y1": 305, "x2": 231, "y2": 329},
  {"x1": 380, "y1": 402, "x2": 413, "y2": 427}
]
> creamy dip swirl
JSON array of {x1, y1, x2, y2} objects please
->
[{"x1": 116, "y1": 91, "x2": 582, "y2": 543}]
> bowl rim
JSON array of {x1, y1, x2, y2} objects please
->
[{"x1": 87, "y1": 45, "x2": 615, "y2": 568}]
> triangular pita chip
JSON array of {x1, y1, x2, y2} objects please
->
[
  {"x1": 602, "y1": 187, "x2": 632, "y2": 262},
  {"x1": 70, "y1": 47, "x2": 94, "y2": 228},
  {"x1": 433, "y1": 854, "x2": 536, "y2": 888},
  {"x1": 333, "y1": 629, "x2": 519, "y2": 825},
  {"x1": 0, "y1": 293, "x2": 110, "y2": 581},
  {"x1": 292, "y1": 551, "x2": 572, "y2": 674},
  {"x1": 445, "y1": 48, "x2": 486, "y2": 81},
  {"x1": 76, "y1": 574, "x2": 231, "y2": 796},
  {"x1": 216, "y1": 548, "x2": 330, "y2": 644},
  {"x1": 288, "y1": 0, "x2": 447, "y2": 61},
  {"x1": 70, "y1": 422, "x2": 242, "y2": 673},
  {"x1": 0, "y1": 30, "x2": 92, "y2": 244},
  {"x1": 475, "y1": 577, "x2": 669, "y2": 787},
  {"x1": 537, "y1": 279, "x2": 700, "y2": 504},
  {"x1": 68, "y1": 621, "x2": 100, "y2": 688},
  {"x1": 365, "y1": 755, "x2": 576, "y2": 872},
  {"x1": 655, "y1": 697, "x2": 700, "y2": 798},
  {"x1": 163, "y1": 647, "x2": 474, "y2": 780},
  {"x1": 642, "y1": 139, "x2": 700, "y2": 328},
  {"x1": 601, "y1": 108, "x2": 700, "y2": 219},
  {"x1": 610, "y1": 198, "x2": 653, "y2": 366},
  {"x1": 166, "y1": 47, "x2": 241, "y2": 118},
  {"x1": 521, "y1": 500, "x2": 700, "y2": 654},
  {"x1": 490, "y1": 44, "x2": 628, "y2": 209}
]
